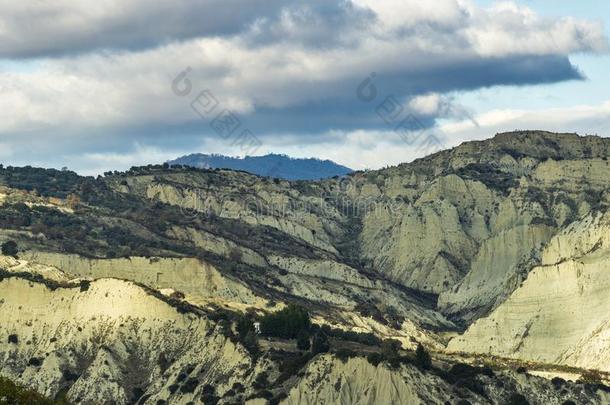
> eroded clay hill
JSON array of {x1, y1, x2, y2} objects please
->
[
  {"x1": 1, "y1": 259, "x2": 607, "y2": 404},
  {"x1": 104, "y1": 131, "x2": 610, "y2": 323},
  {"x1": 2, "y1": 131, "x2": 610, "y2": 403},
  {"x1": 449, "y1": 209, "x2": 610, "y2": 373}
]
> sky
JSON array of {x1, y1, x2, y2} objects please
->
[{"x1": 0, "y1": 0, "x2": 609, "y2": 175}]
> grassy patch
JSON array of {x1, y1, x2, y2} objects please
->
[{"x1": 0, "y1": 376, "x2": 68, "y2": 404}]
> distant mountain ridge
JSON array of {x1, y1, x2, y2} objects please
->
[{"x1": 167, "y1": 153, "x2": 353, "y2": 180}]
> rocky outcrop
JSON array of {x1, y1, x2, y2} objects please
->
[
  {"x1": 2, "y1": 269, "x2": 606, "y2": 405},
  {"x1": 0, "y1": 275, "x2": 258, "y2": 404},
  {"x1": 14, "y1": 252, "x2": 453, "y2": 346},
  {"x1": 139, "y1": 177, "x2": 342, "y2": 254},
  {"x1": 284, "y1": 355, "x2": 452, "y2": 404},
  {"x1": 448, "y1": 211, "x2": 610, "y2": 372},
  {"x1": 438, "y1": 224, "x2": 555, "y2": 322},
  {"x1": 19, "y1": 252, "x2": 266, "y2": 308},
  {"x1": 355, "y1": 133, "x2": 610, "y2": 321},
  {"x1": 284, "y1": 354, "x2": 609, "y2": 405}
]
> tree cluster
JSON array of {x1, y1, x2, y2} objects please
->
[{"x1": 259, "y1": 304, "x2": 311, "y2": 339}]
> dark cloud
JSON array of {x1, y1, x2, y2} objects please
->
[
  {"x1": 0, "y1": 0, "x2": 285, "y2": 58},
  {"x1": 0, "y1": 0, "x2": 375, "y2": 58},
  {"x1": 205, "y1": 54, "x2": 584, "y2": 135},
  {"x1": 380, "y1": 54, "x2": 585, "y2": 94}
]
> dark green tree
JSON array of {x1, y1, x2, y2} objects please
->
[
  {"x1": 311, "y1": 331, "x2": 329, "y2": 354},
  {"x1": 243, "y1": 330, "x2": 259, "y2": 356},
  {"x1": 381, "y1": 339, "x2": 400, "y2": 361},
  {"x1": 236, "y1": 315, "x2": 259, "y2": 355},
  {"x1": 415, "y1": 343, "x2": 432, "y2": 370},
  {"x1": 379, "y1": 339, "x2": 402, "y2": 368},
  {"x1": 1, "y1": 240, "x2": 18, "y2": 257},
  {"x1": 507, "y1": 393, "x2": 529, "y2": 405},
  {"x1": 296, "y1": 330, "x2": 310, "y2": 351},
  {"x1": 0, "y1": 376, "x2": 62, "y2": 404},
  {"x1": 260, "y1": 304, "x2": 310, "y2": 339},
  {"x1": 236, "y1": 315, "x2": 254, "y2": 338}
]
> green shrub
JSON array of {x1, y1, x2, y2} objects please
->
[
  {"x1": 551, "y1": 377, "x2": 565, "y2": 389},
  {"x1": 242, "y1": 330, "x2": 260, "y2": 356},
  {"x1": 269, "y1": 392, "x2": 288, "y2": 405},
  {"x1": 448, "y1": 363, "x2": 494, "y2": 380},
  {"x1": 222, "y1": 388, "x2": 235, "y2": 397},
  {"x1": 507, "y1": 393, "x2": 529, "y2": 405},
  {"x1": 255, "y1": 390, "x2": 273, "y2": 400},
  {"x1": 61, "y1": 369, "x2": 79, "y2": 382},
  {"x1": 0, "y1": 166, "x2": 83, "y2": 198},
  {"x1": 311, "y1": 331, "x2": 329, "y2": 354},
  {"x1": 180, "y1": 377, "x2": 199, "y2": 393},
  {"x1": 28, "y1": 357, "x2": 43, "y2": 367},
  {"x1": 201, "y1": 394, "x2": 220, "y2": 405},
  {"x1": 235, "y1": 315, "x2": 259, "y2": 356},
  {"x1": 0, "y1": 376, "x2": 64, "y2": 404},
  {"x1": 381, "y1": 339, "x2": 400, "y2": 360},
  {"x1": 1, "y1": 240, "x2": 18, "y2": 257},
  {"x1": 79, "y1": 280, "x2": 91, "y2": 292},
  {"x1": 276, "y1": 352, "x2": 313, "y2": 384},
  {"x1": 201, "y1": 384, "x2": 215, "y2": 395},
  {"x1": 579, "y1": 369, "x2": 603, "y2": 385},
  {"x1": 334, "y1": 348, "x2": 357, "y2": 363},
  {"x1": 455, "y1": 377, "x2": 487, "y2": 399},
  {"x1": 296, "y1": 330, "x2": 310, "y2": 351},
  {"x1": 315, "y1": 325, "x2": 381, "y2": 346},
  {"x1": 439, "y1": 362, "x2": 495, "y2": 399},
  {"x1": 454, "y1": 163, "x2": 518, "y2": 194},
  {"x1": 366, "y1": 352, "x2": 383, "y2": 366},
  {"x1": 131, "y1": 387, "x2": 145, "y2": 403},
  {"x1": 236, "y1": 315, "x2": 254, "y2": 337},
  {"x1": 253, "y1": 372, "x2": 269, "y2": 390}
]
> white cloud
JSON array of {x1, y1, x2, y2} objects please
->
[
  {"x1": 273, "y1": 100, "x2": 610, "y2": 171},
  {"x1": 465, "y1": 3, "x2": 608, "y2": 56},
  {"x1": 1, "y1": 1, "x2": 605, "y2": 135},
  {"x1": 77, "y1": 144, "x2": 187, "y2": 176},
  {"x1": 0, "y1": 1, "x2": 607, "y2": 172},
  {"x1": 440, "y1": 100, "x2": 610, "y2": 148},
  {"x1": 19, "y1": 99, "x2": 610, "y2": 175}
]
